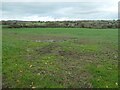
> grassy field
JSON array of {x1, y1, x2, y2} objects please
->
[{"x1": 2, "y1": 28, "x2": 118, "y2": 88}]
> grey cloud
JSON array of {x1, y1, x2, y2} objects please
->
[{"x1": 1, "y1": 2, "x2": 118, "y2": 20}]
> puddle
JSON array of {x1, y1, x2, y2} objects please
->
[
  {"x1": 34, "y1": 39, "x2": 67, "y2": 42},
  {"x1": 32, "y1": 37, "x2": 78, "y2": 43}
]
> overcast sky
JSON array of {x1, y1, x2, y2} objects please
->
[{"x1": 1, "y1": 0, "x2": 119, "y2": 21}]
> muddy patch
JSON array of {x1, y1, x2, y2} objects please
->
[
  {"x1": 35, "y1": 43, "x2": 59, "y2": 54},
  {"x1": 35, "y1": 43, "x2": 97, "y2": 60},
  {"x1": 35, "y1": 43, "x2": 80, "y2": 59},
  {"x1": 72, "y1": 38, "x2": 97, "y2": 45}
]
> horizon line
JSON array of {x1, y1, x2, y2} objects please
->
[{"x1": 0, "y1": 19, "x2": 118, "y2": 21}]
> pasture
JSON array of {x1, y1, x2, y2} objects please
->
[{"x1": 2, "y1": 28, "x2": 118, "y2": 88}]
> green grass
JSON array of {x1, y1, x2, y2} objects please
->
[{"x1": 2, "y1": 28, "x2": 118, "y2": 88}]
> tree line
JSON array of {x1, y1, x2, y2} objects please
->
[{"x1": 1, "y1": 20, "x2": 118, "y2": 29}]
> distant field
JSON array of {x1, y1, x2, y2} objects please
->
[{"x1": 2, "y1": 28, "x2": 118, "y2": 88}]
